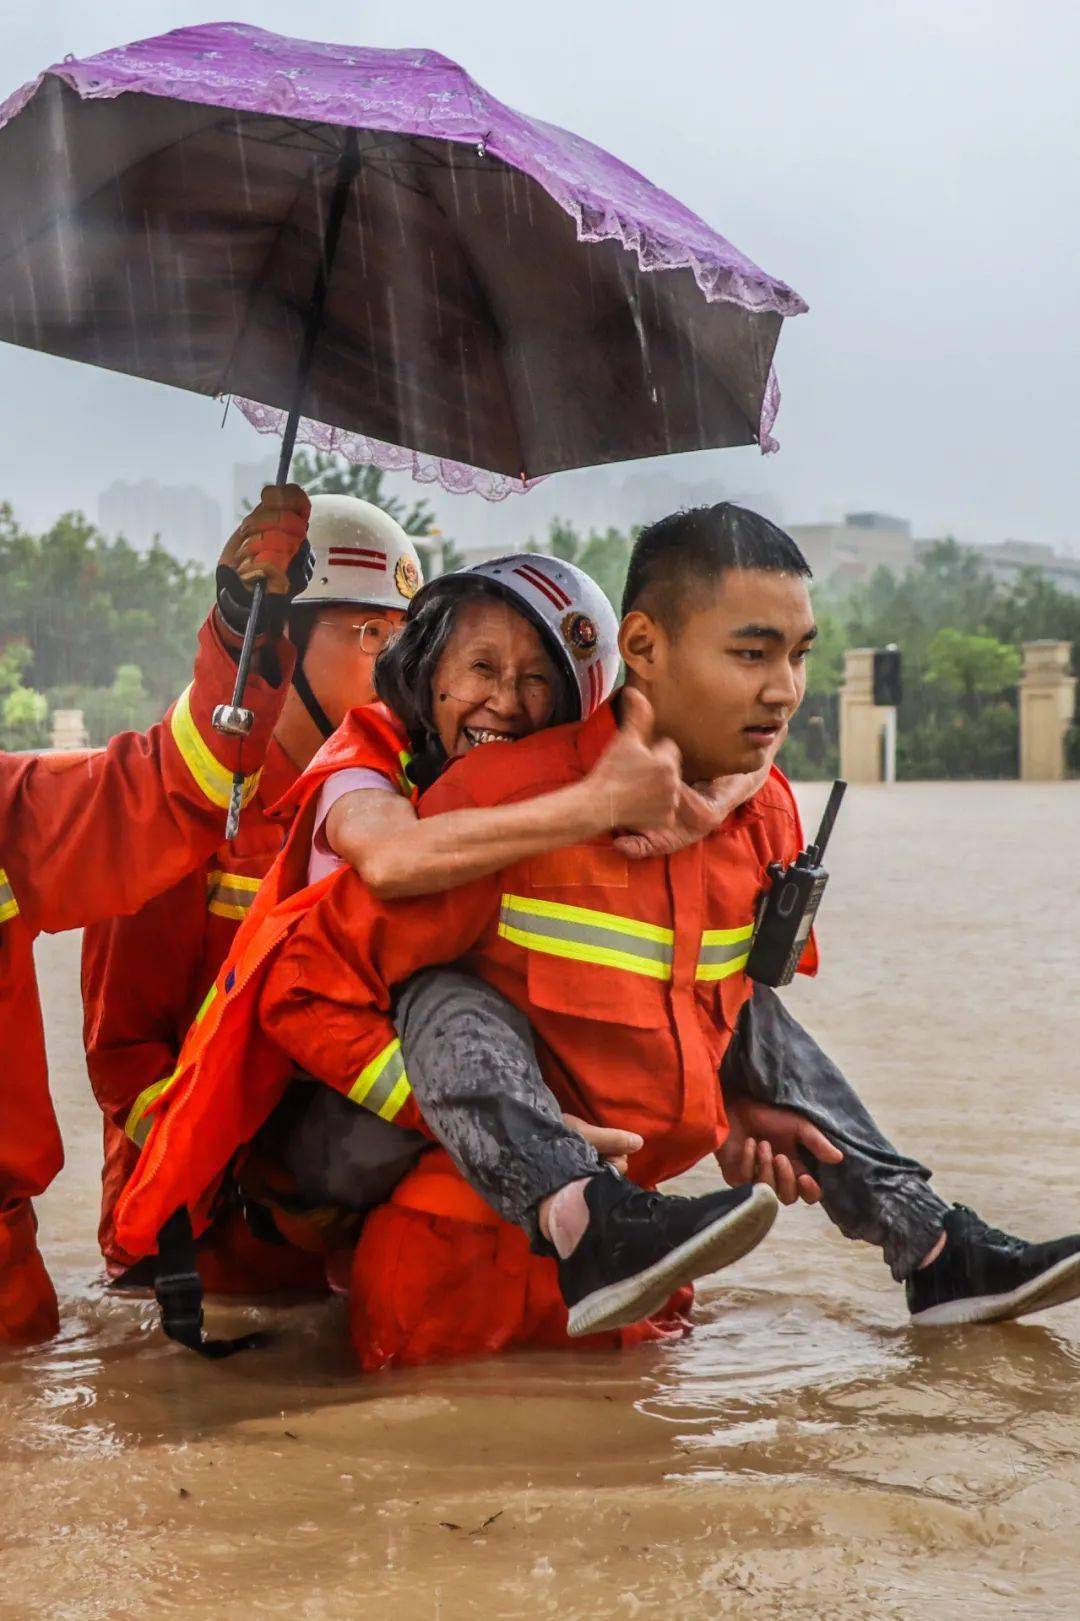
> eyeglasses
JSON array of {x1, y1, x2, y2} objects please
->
[{"x1": 314, "y1": 616, "x2": 400, "y2": 656}]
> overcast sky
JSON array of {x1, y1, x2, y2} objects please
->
[{"x1": 2, "y1": 1, "x2": 1078, "y2": 553}]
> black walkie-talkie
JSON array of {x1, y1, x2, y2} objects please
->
[{"x1": 745, "y1": 780, "x2": 847, "y2": 987}]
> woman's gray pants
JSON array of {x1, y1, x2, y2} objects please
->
[{"x1": 267, "y1": 970, "x2": 948, "y2": 1282}]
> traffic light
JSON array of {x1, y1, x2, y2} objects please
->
[{"x1": 873, "y1": 645, "x2": 902, "y2": 707}]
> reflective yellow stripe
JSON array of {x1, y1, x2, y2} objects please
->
[
  {"x1": 498, "y1": 893, "x2": 674, "y2": 980},
  {"x1": 194, "y1": 983, "x2": 218, "y2": 1026},
  {"x1": 206, "y1": 869, "x2": 262, "y2": 921},
  {"x1": 347, "y1": 1038, "x2": 412, "y2": 1121},
  {"x1": 124, "y1": 1071, "x2": 180, "y2": 1147},
  {"x1": 0, "y1": 867, "x2": 18, "y2": 925},
  {"x1": 696, "y1": 923, "x2": 755, "y2": 982},
  {"x1": 169, "y1": 685, "x2": 261, "y2": 811},
  {"x1": 396, "y1": 748, "x2": 413, "y2": 796}
]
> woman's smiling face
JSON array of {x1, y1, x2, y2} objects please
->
[{"x1": 430, "y1": 597, "x2": 561, "y2": 758}]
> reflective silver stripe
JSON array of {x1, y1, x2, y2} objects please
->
[
  {"x1": 697, "y1": 939, "x2": 752, "y2": 969},
  {"x1": 696, "y1": 925, "x2": 755, "y2": 981},
  {"x1": 498, "y1": 894, "x2": 674, "y2": 980}
]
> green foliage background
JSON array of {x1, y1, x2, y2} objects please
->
[
  {"x1": 2, "y1": 478, "x2": 1077, "y2": 778},
  {"x1": 0, "y1": 456, "x2": 462, "y2": 749}
]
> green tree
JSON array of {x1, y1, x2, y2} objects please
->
[
  {"x1": 0, "y1": 503, "x2": 208, "y2": 707},
  {"x1": 0, "y1": 683, "x2": 49, "y2": 750},
  {"x1": 0, "y1": 637, "x2": 33, "y2": 698},
  {"x1": 542, "y1": 517, "x2": 635, "y2": 614},
  {"x1": 925, "y1": 628, "x2": 1021, "y2": 712}
]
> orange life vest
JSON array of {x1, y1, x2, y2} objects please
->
[{"x1": 113, "y1": 702, "x2": 421, "y2": 1250}]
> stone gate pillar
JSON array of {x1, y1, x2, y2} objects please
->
[
  {"x1": 839, "y1": 648, "x2": 891, "y2": 783},
  {"x1": 1019, "y1": 640, "x2": 1076, "y2": 781}
]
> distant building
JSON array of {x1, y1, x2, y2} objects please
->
[
  {"x1": 788, "y1": 512, "x2": 1080, "y2": 597},
  {"x1": 98, "y1": 479, "x2": 223, "y2": 568},
  {"x1": 787, "y1": 513, "x2": 919, "y2": 587},
  {"x1": 232, "y1": 455, "x2": 280, "y2": 521},
  {"x1": 959, "y1": 539, "x2": 1080, "y2": 597}
]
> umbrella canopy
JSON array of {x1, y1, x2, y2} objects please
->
[{"x1": 0, "y1": 22, "x2": 807, "y2": 498}]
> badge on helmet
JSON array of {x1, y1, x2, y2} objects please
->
[
  {"x1": 394, "y1": 554, "x2": 421, "y2": 601},
  {"x1": 561, "y1": 611, "x2": 599, "y2": 661}
]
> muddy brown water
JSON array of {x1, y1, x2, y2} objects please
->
[{"x1": 2, "y1": 782, "x2": 1079, "y2": 1619}]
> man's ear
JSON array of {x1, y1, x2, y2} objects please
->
[{"x1": 619, "y1": 609, "x2": 665, "y2": 682}]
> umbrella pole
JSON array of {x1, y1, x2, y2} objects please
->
[{"x1": 215, "y1": 129, "x2": 362, "y2": 839}]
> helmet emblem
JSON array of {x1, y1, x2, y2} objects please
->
[
  {"x1": 561, "y1": 610, "x2": 598, "y2": 661},
  {"x1": 395, "y1": 555, "x2": 420, "y2": 600}
]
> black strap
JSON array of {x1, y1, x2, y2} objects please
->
[
  {"x1": 291, "y1": 658, "x2": 335, "y2": 741},
  {"x1": 154, "y1": 1208, "x2": 268, "y2": 1359}
]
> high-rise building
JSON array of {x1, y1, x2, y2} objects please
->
[
  {"x1": 97, "y1": 479, "x2": 223, "y2": 567},
  {"x1": 232, "y1": 455, "x2": 280, "y2": 521}
]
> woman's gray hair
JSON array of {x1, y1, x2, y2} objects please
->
[{"x1": 373, "y1": 574, "x2": 578, "y2": 745}]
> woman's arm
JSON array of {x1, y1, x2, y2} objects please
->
[
  {"x1": 327, "y1": 691, "x2": 681, "y2": 899},
  {"x1": 327, "y1": 779, "x2": 601, "y2": 898}
]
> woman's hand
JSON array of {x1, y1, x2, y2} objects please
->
[
  {"x1": 582, "y1": 689, "x2": 682, "y2": 834},
  {"x1": 614, "y1": 758, "x2": 775, "y2": 859}
]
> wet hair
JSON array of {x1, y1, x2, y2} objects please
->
[
  {"x1": 373, "y1": 574, "x2": 578, "y2": 745},
  {"x1": 622, "y1": 503, "x2": 812, "y2": 627}
]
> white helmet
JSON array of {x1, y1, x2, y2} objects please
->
[
  {"x1": 453, "y1": 553, "x2": 620, "y2": 719},
  {"x1": 293, "y1": 494, "x2": 425, "y2": 612}
]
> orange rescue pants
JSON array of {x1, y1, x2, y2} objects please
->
[{"x1": 348, "y1": 1150, "x2": 694, "y2": 1372}]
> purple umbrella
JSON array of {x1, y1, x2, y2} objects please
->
[{"x1": 0, "y1": 21, "x2": 807, "y2": 827}]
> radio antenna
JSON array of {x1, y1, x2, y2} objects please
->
[{"x1": 807, "y1": 779, "x2": 847, "y2": 864}]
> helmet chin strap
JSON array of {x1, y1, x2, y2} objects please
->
[{"x1": 291, "y1": 659, "x2": 336, "y2": 740}]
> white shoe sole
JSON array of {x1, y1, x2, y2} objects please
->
[
  {"x1": 566, "y1": 1182, "x2": 779, "y2": 1339},
  {"x1": 910, "y1": 1249, "x2": 1080, "y2": 1326}
]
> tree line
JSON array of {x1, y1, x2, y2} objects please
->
[
  {"x1": 0, "y1": 453, "x2": 453, "y2": 749},
  {"x1": 2, "y1": 473, "x2": 1077, "y2": 777}
]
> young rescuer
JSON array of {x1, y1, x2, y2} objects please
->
[
  {"x1": 260, "y1": 503, "x2": 1080, "y2": 1364},
  {"x1": 110, "y1": 547, "x2": 781, "y2": 1354}
]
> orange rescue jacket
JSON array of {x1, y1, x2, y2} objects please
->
[
  {"x1": 110, "y1": 703, "x2": 420, "y2": 1245},
  {"x1": 80, "y1": 737, "x2": 298, "y2": 1268},
  {"x1": 0, "y1": 612, "x2": 292, "y2": 1210}
]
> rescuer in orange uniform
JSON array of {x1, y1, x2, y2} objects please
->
[
  {"x1": 0, "y1": 484, "x2": 311, "y2": 1345},
  {"x1": 80, "y1": 496, "x2": 426, "y2": 1294}
]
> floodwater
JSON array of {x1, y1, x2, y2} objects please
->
[{"x1": 3, "y1": 781, "x2": 1080, "y2": 1620}]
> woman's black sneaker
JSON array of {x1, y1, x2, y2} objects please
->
[
  {"x1": 907, "y1": 1204, "x2": 1080, "y2": 1325},
  {"x1": 560, "y1": 1173, "x2": 778, "y2": 1338}
]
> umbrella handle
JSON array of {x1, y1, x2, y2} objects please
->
[{"x1": 213, "y1": 128, "x2": 361, "y2": 840}]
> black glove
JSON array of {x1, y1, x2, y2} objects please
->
[{"x1": 215, "y1": 539, "x2": 315, "y2": 638}]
